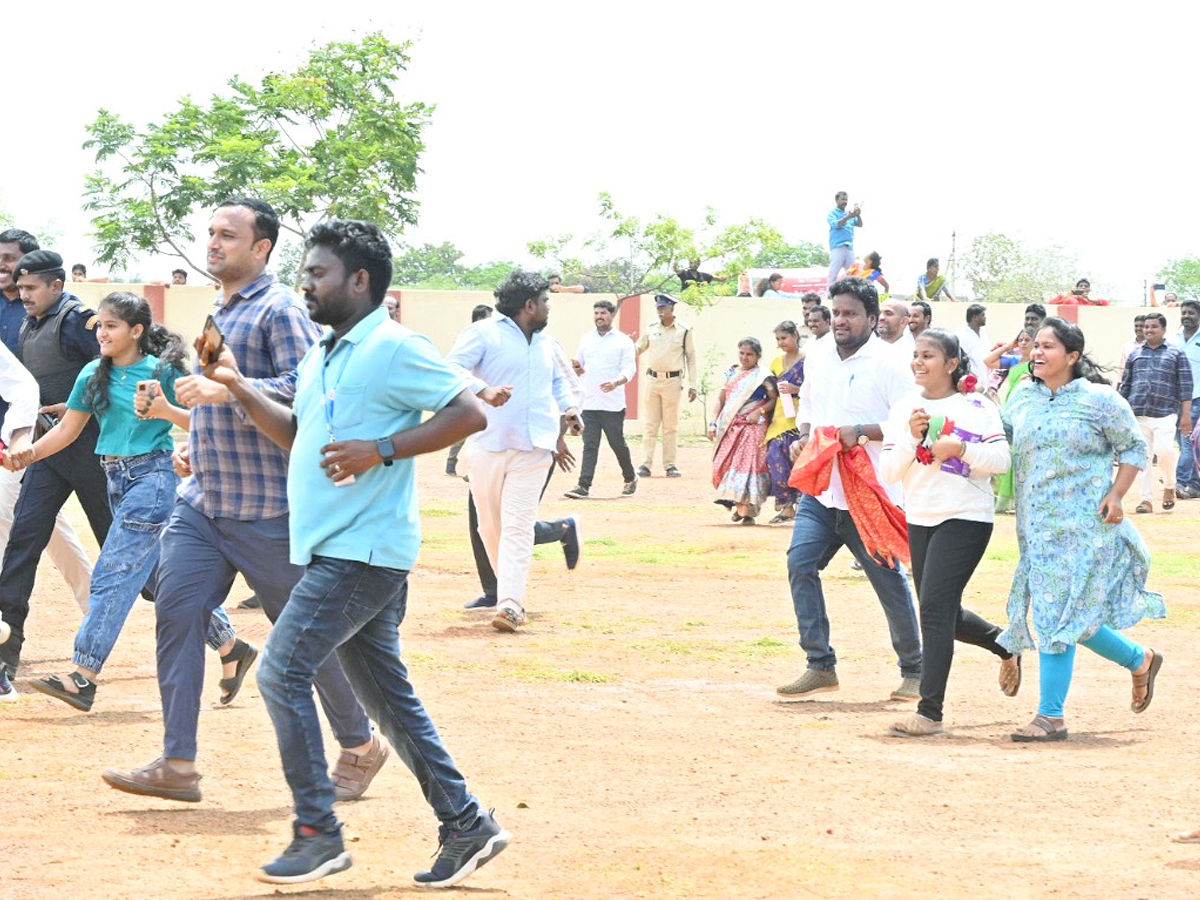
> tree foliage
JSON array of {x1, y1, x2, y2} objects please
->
[
  {"x1": 390, "y1": 241, "x2": 517, "y2": 291},
  {"x1": 528, "y1": 193, "x2": 784, "y2": 307},
  {"x1": 750, "y1": 241, "x2": 829, "y2": 269},
  {"x1": 83, "y1": 33, "x2": 431, "y2": 279},
  {"x1": 962, "y1": 232, "x2": 1077, "y2": 304},
  {"x1": 1158, "y1": 257, "x2": 1200, "y2": 302}
]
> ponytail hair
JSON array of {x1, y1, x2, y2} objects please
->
[
  {"x1": 83, "y1": 292, "x2": 189, "y2": 414},
  {"x1": 1032, "y1": 317, "x2": 1110, "y2": 386},
  {"x1": 914, "y1": 327, "x2": 971, "y2": 389}
]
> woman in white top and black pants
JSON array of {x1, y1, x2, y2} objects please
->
[{"x1": 880, "y1": 328, "x2": 1020, "y2": 736}]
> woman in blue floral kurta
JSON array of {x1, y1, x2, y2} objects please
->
[{"x1": 1001, "y1": 318, "x2": 1165, "y2": 742}]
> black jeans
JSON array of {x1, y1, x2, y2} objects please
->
[
  {"x1": 578, "y1": 409, "x2": 636, "y2": 489},
  {"x1": 908, "y1": 518, "x2": 1009, "y2": 722},
  {"x1": 468, "y1": 461, "x2": 563, "y2": 600}
]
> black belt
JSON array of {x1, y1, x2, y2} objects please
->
[{"x1": 646, "y1": 369, "x2": 682, "y2": 378}]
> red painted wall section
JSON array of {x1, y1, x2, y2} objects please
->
[
  {"x1": 619, "y1": 293, "x2": 642, "y2": 420},
  {"x1": 1053, "y1": 303, "x2": 1079, "y2": 324},
  {"x1": 144, "y1": 284, "x2": 165, "y2": 324}
]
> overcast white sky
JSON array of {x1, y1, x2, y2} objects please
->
[{"x1": 1, "y1": 1, "x2": 1193, "y2": 301}]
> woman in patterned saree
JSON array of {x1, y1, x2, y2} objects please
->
[
  {"x1": 708, "y1": 338, "x2": 776, "y2": 525},
  {"x1": 1001, "y1": 318, "x2": 1166, "y2": 742}
]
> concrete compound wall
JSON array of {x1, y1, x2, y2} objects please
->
[{"x1": 74, "y1": 282, "x2": 1159, "y2": 433}]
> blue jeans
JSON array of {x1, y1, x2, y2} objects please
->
[
  {"x1": 1177, "y1": 400, "x2": 1200, "y2": 492},
  {"x1": 154, "y1": 502, "x2": 370, "y2": 760},
  {"x1": 75, "y1": 451, "x2": 230, "y2": 672},
  {"x1": 786, "y1": 494, "x2": 922, "y2": 676},
  {"x1": 258, "y1": 556, "x2": 480, "y2": 833}
]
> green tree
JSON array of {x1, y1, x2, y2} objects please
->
[
  {"x1": 750, "y1": 241, "x2": 829, "y2": 269},
  {"x1": 1158, "y1": 257, "x2": 1200, "y2": 302},
  {"x1": 528, "y1": 192, "x2": 784, "y2": 307},
  {"x1": 962, "y1": 232, "x2": 1076, "y2": 304},
  {"x1": 83, "y1": 33, "x2": 431, "y2": 282},
  {"x1": 389, "y1": 241, "x2": 516, "y2": 291}
]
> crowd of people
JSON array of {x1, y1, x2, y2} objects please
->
[{"x1": 0, "y1": 185, "x2": 1197, "y2": 891}]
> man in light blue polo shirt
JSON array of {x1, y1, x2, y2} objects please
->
[
  {"x1": 1172, "y1": 299, "x2": 1200, "y2": 497},
  {"x1": 205, "y1": 220, "x2": 509, "y2": 889},
  {"x1": 827, "y1": 191, "x2": 863, "y2": 290}
]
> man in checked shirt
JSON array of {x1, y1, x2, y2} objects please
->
[
  {"x1": 104, "y1": 199, "x2": 388, "y2": 804},
  {"x1": 1120, "y1": 311, "x2": 1193, "y2": 514}
]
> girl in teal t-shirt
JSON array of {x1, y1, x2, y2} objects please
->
[{"x1": 11, "y1": 292, "x2": 241, "y2": 711}]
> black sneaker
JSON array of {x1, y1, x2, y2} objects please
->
[
  {"x1": 413, "y1": 809, "x2": 511, "y2": 888},
  {"x1": 463, "y1": 595, "x2": 498, "y2": 610},
  {"x1": 665, "y1": 466, "x2": 682, "y2": 477},
  {"x1": 0, "y1": 665, "x2": 16, "y2": 704},
  {"x1": 636, "y1": 465, "x2": 651, "y2": 478},
  {"x1": 257, "y1": 824, "x2": 353, "y2": 884},
  {"x1": 563, "y1": 484, "x2": 589, "y2": 499},
  {"x1": 237, "y1": 595, "x2": 262, "y2": 610},
  {"x1": 561, "y1": 517, "x2": 581, "y2": 570},
  {"x1": 621, "y1": 477, "x2": 637, "y2": 496}
]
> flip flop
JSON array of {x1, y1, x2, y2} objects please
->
[
  {"x1": 218, "y1": 639, "x2": 259, "y2": 706},
  {"x1": 1131, "y1": 649, "x2": 1163, "y2": 714},
  {"x1": 1172, "y1": 830, "x2": 1200, "y2": 844},
  {"x1": 1011, "y1": 714, "x2": 1068, "y2": 743}
]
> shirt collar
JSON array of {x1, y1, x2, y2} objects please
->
[
  {"x1": 218, "y1": 271, "x2": 277, "y2": 309},
  {"x1": 320, "y1": 306, "x2": 386, "y2": 352}
]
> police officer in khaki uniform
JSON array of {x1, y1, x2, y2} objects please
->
[
  {"x1": 635, "y1": 293, "x2": 697, "y2": 477},
  {"x1": 0, "y1": 251, "x2": 111, "y2": 679}
]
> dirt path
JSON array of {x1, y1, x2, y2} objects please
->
[{"x1": 2, "y1": 443, "x2": 1197, "y2": 899}]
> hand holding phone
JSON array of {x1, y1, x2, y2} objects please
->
[{"x1": 196, "y1": 315, "x2": 225, "y2": 366}]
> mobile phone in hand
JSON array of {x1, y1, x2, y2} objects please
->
[{"x1": 199, "y1": 315, "x2": 224, "y2": 364}]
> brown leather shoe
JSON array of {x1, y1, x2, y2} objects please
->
[
  {"x1": 1163, "y1": 488, "x2": 1176, "y2": 510},
  {"x1": 102, "y1": 757, "x2": 202, "y2": 802},
  {"x1": 331, "y1": 734, "x2": 389, "y2": 801}
]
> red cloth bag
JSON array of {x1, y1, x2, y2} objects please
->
[{"x1": 788, "y1": 426, "x2": 911, "y2": 567}]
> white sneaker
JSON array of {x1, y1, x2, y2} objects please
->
[
  {"x1": 491, "y1": 601, "x2": 527, "y2": 633},
  {"x1": 0, "y1": 666, "x2": 18, "y2": 703}
]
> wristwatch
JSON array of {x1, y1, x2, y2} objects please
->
[
  {"x1": 376, "y1": 437, "x2": 395, "y2": 467},
  {"x1": 854, "y1": 424, "x2": 870, "y2": 446}
]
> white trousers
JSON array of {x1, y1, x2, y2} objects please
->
[
  {"x1": 0, "y1": 465, "x2": 93, "y2": 613},
  {"x1": 1138, "y1": 414, "x2": 1179, "y2": 500},
  {"x1": 828, "y1": 245, "x2": 855, "y2": 289},
  {"x1": 468, "y1": 446, "x2": 553, "y2": 613}
]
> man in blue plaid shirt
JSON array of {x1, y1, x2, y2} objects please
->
[
  {"x1": 104, "y1": 199, "x2": 386, "y2": 804},
  {"x1": 1120, "y1": 311, "x2": 1193, "y2": 514}
]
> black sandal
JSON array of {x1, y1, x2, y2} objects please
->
[
  {"x1": 30, "y1": 672, "x2": 96, "y2": 712},
  {"x1": 218, "y1": 639, "x2": 259, "y2": 706}
]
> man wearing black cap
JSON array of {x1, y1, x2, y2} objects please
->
[
  {"x1": 634, "y1": 293, "x2": 696, "y2": 477},
  {"x1": 0, "y1": 250, "x2": 111, "y2": 681}
]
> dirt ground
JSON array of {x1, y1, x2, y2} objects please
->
[{"x1": 3, "y1": 441, "x2": 1200, "y2": 900}]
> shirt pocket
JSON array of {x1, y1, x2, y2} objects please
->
[{"x1": 332, "y1": 384, "x2": 367, "y2": 430}]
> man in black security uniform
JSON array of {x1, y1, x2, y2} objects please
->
[{"x1": 0, "y1": 251, "x2": 112, "y2": 678}]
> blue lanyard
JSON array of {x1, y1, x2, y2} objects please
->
[{"x1": 320, "y1": 339, "x2": 355, "y2": 441}]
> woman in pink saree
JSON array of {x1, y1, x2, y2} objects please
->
[{"x1": 708, "y1": 338, "x2": 777, "y2": 525}]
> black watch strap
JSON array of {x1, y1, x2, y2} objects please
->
[{"x1": 376, "y1": 437, "x2": 394, "y2": 467}]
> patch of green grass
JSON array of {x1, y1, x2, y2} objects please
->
[
  {"x1": 499, "y1": 659, "x2": 617, "y2": 683},
  {"x1": 684, "y1": 620, "x2": 708, "y2": 627},
  {"x1": 422, "y1": 506, "x2": 461, "y2": 518}
]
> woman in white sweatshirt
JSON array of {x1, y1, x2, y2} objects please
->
[{"x1": 880, "y1": 328, "x2": 1019, "y2": 736}]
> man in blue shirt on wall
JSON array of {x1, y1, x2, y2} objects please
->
[
  {"x1": 198, "y1": 219, "x2": 508, "y2": 888},
  {"x1": 826, "y1": 191, "x2": 863, "y2": 290}
]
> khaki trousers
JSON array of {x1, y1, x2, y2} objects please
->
[{"x1": 641, "y1": 376, "x2": 682, "y2": 468}]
